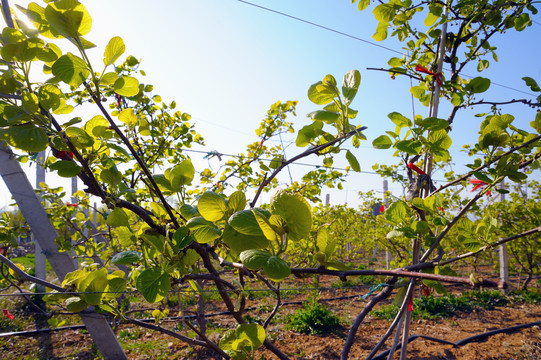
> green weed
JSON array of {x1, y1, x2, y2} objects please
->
[{"x1": 285, "y1": 296, "x2": 340, "y2": 335}]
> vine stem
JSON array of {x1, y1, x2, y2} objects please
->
[
  {"x1": 84, "y1": 82, "x2": 180, "y2": 228},
  {"x1": 341, "y1": 278, "x2": 397, "y2": 359},
  {"x1": 250, "y1": 126, "x2": 366, "y2": 207},
  {"x1": 432, "y1": 132, "x2": 541, "y2": 195}
]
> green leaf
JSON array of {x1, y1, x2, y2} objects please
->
[
  {"x1": 296, "y1": 121, "x2": 324, "y2": 147},
  {"x1": 180, "y1": 204, "x2": 199, "y2": 219},
  {"x1": 424, "y1": 3, "x2": 442, "y2": 26},
  {"x1": 107, "y1": 276, "x2": 127, "y2": 296},
  {"x1": 44, "y1": 0, "x2": 92, "y2": 38},
  {"x1": 111, "y1": 251, "x2": 143, "y2": 265},
  {"x1": 51, "y1": 53, "x2": 89, "y2": 87},
  {"x1": 136, "y1": 268, "x2": 170, "y2": 303},
  {"x1": 84, "y1": 115, "x2": 110, "y2": 138},
  {"x1": 104, "y1": 36, "x2": 125, "y2": 66},
  {"x1": 264, "y1": 256, "x2": 291, "y2": 281},
  {"x1": 65, "y1": 126, "x2": 94, "y2": 148},
  {"x1": 252, "y1": 208, "x2": 278, "y2": 242},
  {"x1": 48, "y1": 160, "x2": 81, "y2": 177},
  {"x1": 522, "y1": 77, "x2": 540, "y2": 92},
  {"x1": 38, "y1": 84, "x2": 63, "y2": 110},
  {"x1": 172, "y1": 227, "x2": 192, "y2": 250},
  {"x1": 21, "y1": 92, "x2": 39, "y2": 114},
  {"x1": 465, "y1": 77, "x2": 491, "y2": 94},
  {"x1": 235, "y1": 324, "x2": 266, "y2": 349},
  {"x1": 373, "y1": 4, "x2": 395, "y2": 22},
  {"x1": 530, "y1": 112, "x2": 541, "y2": 133},
  {"x1": 65, "y1": 297, "x2": 88, "y2": 312},
  {"x1": 477, "y1": 59, "x2": 490, "y2": 72},
  {"x1": 472, "y1": 171, "x2": 492, "y2": 184},
  {"x1": 270, "y1": 189, "x2": 312, "y2": 241},
  {"x1": 185, "y1": 216, "x2": 221, "y2": 243},
  {"x1": 342, "y1": 69, "x2": 361, "y2": 102},
  {"x1": 79, "y1": 268, "x2": 108, "y2": 305},
  {"x1": 106, "y1": 207, "x2": 130, "y2": 227},
  {"x1": 229, "y1": 210, "x2": 265, "y2": 236},
  {"x1": 514, "y1": 13, "x2": 531, "y2": 31},
  {"x1": 113, "y1": 76, "x2": 139, "y2": 97},
  {"x1": 198, "y1": 191, "x2": 228, "y2": 222},
  {"x1": 372, "y1": 21, "x2": 389, "y2": 41},
  {"x1": 220, "y1": 324, "x2": 266, "y2": 353},
  {"x1": 317, "y1": 227, "x2": 335, "y2": 258},
  {"x1": 419, "y1": 117, "x2": 448, "y2": 131},
  {"x1": 100, "y1": 167, "x2": 122, "y2": 186},
  {"x1": 118, "y1": 108, "x2": 137, "y2": 128},
  {"x1": 228, "y1": 191, "x2": 246, "y2": 212},
  {"x1": 307, "y1": 81, "x2": 335, "y2": 105},
  {"x1": 0, "y1": 124, "x2": 48, "y2": 152},
  {"x1": 372, "y1": 135, "x2": 392, "y2": 149},
  {"x1": 222, "y1": 225, "x2": 269, "y2": 253},
  {"x1": 306, "y1": 110, "x2": 340, "y2": 124},
  {"x1": 385, "y1": 201, "x2": 407, "y2": 224},
  {"x1": 388, "y1": 112, "x2": 412, "y2": 128},
  {"x1": 396, "y1": 139, "x2": 422, "y2": 155},
  {"x1": 357, "y1": 0, "x2": 370, "y2": 11},
  {"x1": 240, "y1": 249, "x2": 271, "y2": 270},
  {"x1": 345, "y1": 150, "x2": 360, "y2": 172},
  {"x1": 170, "y1": 159, "x2": 195, "y2": 188}
]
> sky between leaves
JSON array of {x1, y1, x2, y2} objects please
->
[{"x1": 0, "y1": 0, "x2": 540, "y2": 210}]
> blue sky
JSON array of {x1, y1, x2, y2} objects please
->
[{"x1": 1, "y1": 0, "x2": 540, "y2": 209}]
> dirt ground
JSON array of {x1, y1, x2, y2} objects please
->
[{"x1": 0, "y1": 283, "x2": 539, "y2": 360}]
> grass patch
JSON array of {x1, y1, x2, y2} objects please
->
[
  {"x1": 372, "y1": 290, "x2": 512, "y2": 320},
  {"x1": 285, "y1": 296, "x2": 341, "y2": 335}
]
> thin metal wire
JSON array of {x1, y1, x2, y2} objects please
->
[{"x1": 0, "y1": 283, "x2": 386, "y2": 297}]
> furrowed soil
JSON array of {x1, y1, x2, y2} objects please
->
[{"x1": 0, "y1": 274, "x2": 539, "y2": 359}]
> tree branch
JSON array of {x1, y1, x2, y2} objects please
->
[{"x1": 250, "y1": 126, "x2": 367, "y2": 207}]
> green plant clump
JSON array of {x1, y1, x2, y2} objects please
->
[
  {"x1": 285, "y1": 299, "x2": 340, "y2": 335},
  {"x1": 372, "y1": 290, "x2": 513, "y2": 320}
]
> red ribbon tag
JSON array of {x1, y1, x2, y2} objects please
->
[
  {"x1": 408, "y1": 162, "x2": 425, "y2": 175},
  {"x1": 408, "y1": 297, "x2": 413, "y2": 312},
  {"x1": 3, "y1": 309, "x2": 14, "y2": 320},
  {"x1": 379, "y1": 205, "x2": 385, "y2": 213},
  {"x1": 415, "y1": 65, "x2": 443, "y2": 87}
]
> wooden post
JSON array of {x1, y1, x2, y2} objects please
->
[
  {"x1": 35, "y1": 151, "x2": 46, "y2": 293},
  {"x1": 499, "y1": 180, "x2": 509, "y2": 293},
  {"x1": 0, "y1": 143, "x2": 128, "y2": 360},
  {"x1": 383, "y1": 180, "x2": 391, "y2": 269}
]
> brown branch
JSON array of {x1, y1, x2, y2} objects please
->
[
  {"x1": 250, "y1": 126, "x2": 367, "y2": 207},
  {"x1": 290, "y1": 267, "x2": 501, "y2": 288},
  {"x1": 433, "y1": 133, "x2": 541, "y2": 194},
  {"x1": 0, "y1": 254, "x2": 65, "y2": 292},
  {"x1": 341, "y1": 278, "x2": 397, "y2": 360},
  {"x1": 124, "y1": 317, "x2": 230, "y2": 357},
  {"x1": 366, "y1": 67, "x2": 424, "y2": 82},
  {"x1": 437, "y1": 226, "x2": 541, "y2": 267},
  {"x1": 84, "y1": 82, "x2": 181, "y2": 228}
]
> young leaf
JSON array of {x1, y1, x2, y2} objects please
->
[
  {"x1": 135, "y1": 268, "x2": 170, "y2": 303},
  {"x1": 345, "y1": 150, "x2": 361, "y2": 172},
  {"x1": 106, "y1": 207, "x2": 130, "y2": 227},
  {"x1": 113, "y1": 76, "x2": 140, "y2": 97},
  {"x1": 342, "y1": 69, "x2": 361, "y2": 102},
  {"x1": 198, "y1": 191, "x2": 228, "y2": 222},
  {"x1": 111, "y1": 250, "x2": 143, "y2": 265},
  {"x1": 79, "y1": 268, "x2": 108, "y2": 305},
  {"x1": 0, "y1": 124, "x2": 48, "y2": 152},
  {"x1": 51, "y1": 53, "x2": 90, "y2": 87},
  {"x1": 48, "y1": 160, "x2": 81, "y2": 177},
  {"x1": 372, "y1": 135, "x2": 393, "y2": 149},
  {"x1": 104, "y1": 36, "x2": 125, "y2": 67}
]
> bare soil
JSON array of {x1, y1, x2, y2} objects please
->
[{"x1": 0, "y1": 284, "x2": 539, "y2": 360}]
